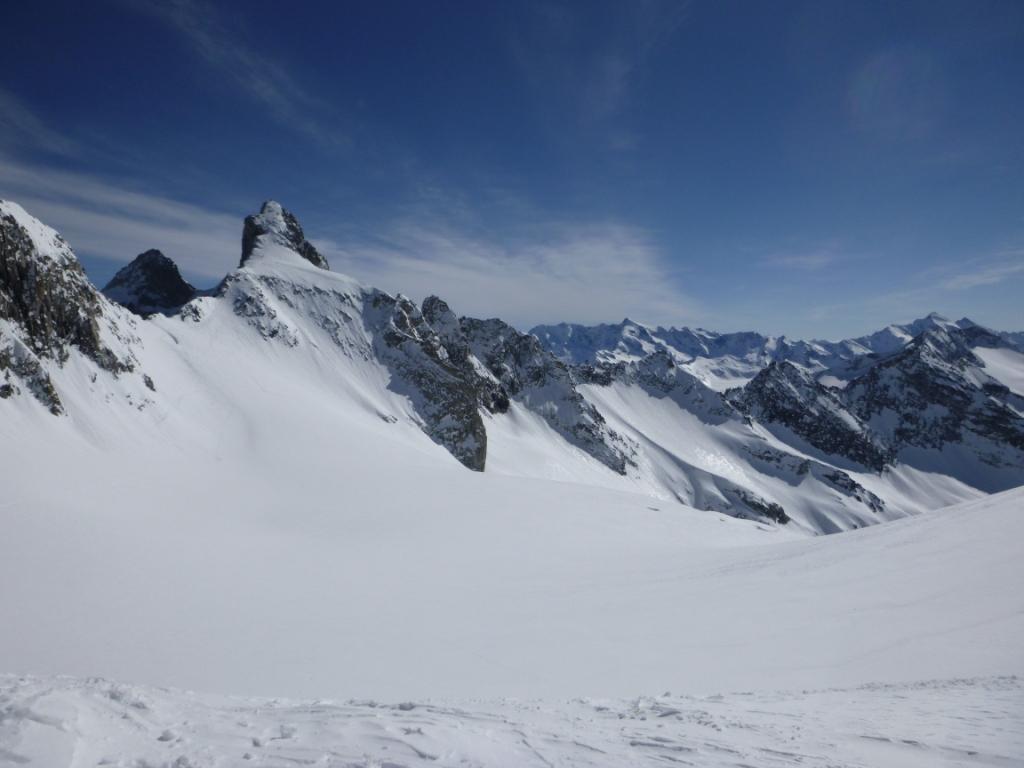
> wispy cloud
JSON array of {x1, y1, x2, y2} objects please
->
[
  {"x1": 764, "y1": 248, "x2": 839, "y2": 271},
  {"x1": 0, "y1": 86, "x2": 79, "y2": 157},
  {"x1": 800, "y1": 249, "x2": 1024, "y2": 339},
  {"x1": 128, "y1": 0, "x2": 346, "y2": 149},
  {"x1": 320, "y1": 215, "x2": 699, "y2": 328},
  {"x1": 1, "y1": 155, "x2": 697, "y2": 327},
  {"x1": 940, "y1": 255, "x2": 1024, "y2": 290},
  {"x1": 0, "y1": 156, "x2": 240, "y2": 280}
]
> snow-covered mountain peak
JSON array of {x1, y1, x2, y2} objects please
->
[
  {"x1": 731, "y1": 359, "x2": 892, "y2": 472},
  {"x1": 421, "y1": 295, "x2": 465, "y2": 352},
  {"x1": 0, "y1": 199, "x2": 77, "y2": 267},
  {"x1": 856, "y1": 313, "x2": 966, "y2": 356},
  {"x1": 239, "y1": 200, "x2": 330, "y2": 271},
  {"x1": 102, "y1": 249, "x2": 196, "y2": 315},
  {"x1": 3, "y1": 198, "x2": 1022, "y2": 536},
  {"x1": 901, "y1": 311, "x2": 966, "y2": 337},
  {"x1": 1, "y1": 201, "x2": 145, "y2": 414}
]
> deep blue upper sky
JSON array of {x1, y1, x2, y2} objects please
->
[{"x1": 1, "y1": 0, "x2": 1022, "y2": 338}]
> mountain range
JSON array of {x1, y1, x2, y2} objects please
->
[{"x1": 2, "y1": 198, "x2": 1022, "y2": 536}]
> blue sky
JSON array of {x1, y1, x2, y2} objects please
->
[{"x1": 1, "y1": 0, "x2": 1022, "y2": 338}]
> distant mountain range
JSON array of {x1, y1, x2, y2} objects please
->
[{"x1": 3, "y1": 198, "x2": 1022, "y2": 534}]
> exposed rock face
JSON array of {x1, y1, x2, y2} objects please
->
[
  {"x1": 240, "y1": 201, "x2": 329, "y2": 270},
  {"x1": 421, "y1": 296, "x2": 510, "y2": 413},
  {"x1": 581, "y1": 350, "x2": 737, "y2": 424},
  {"x1": 1, "y1": 201, "x2": 137, "y2": 413},
  {"x1": 368, "y1": 296, "x2": 634, "y2": 473},
  {"x1": 0, "y1": 340, "x2": 63, "y2": 414},
  {"x1": 102, "y1": 250, "x2": 196, "y2": 315},
  {"x1": 461, "y1": 317, "x2": 634, "y2": 474},
  {"x1": 1, "y1": 202, "x2": 133, "y2": 372},
  {"x1": 731, "y1": 361, "x2": 892, "y2": 471},
  {"x1": 227, "y1": 204, "x2": 493, "y2": 470},
  {"x1": 367, "y1": 292, "x2": 488, "y2": 471},
  {"x1": 846, "y1": 328, "x2": 1024, "y2": 467},
  {"x1": 4, "y1": 195, "x2": 1021, "y2": 533},
  {"x1": 723, "y1": 326, "x2": 1024, "y2": 485}
]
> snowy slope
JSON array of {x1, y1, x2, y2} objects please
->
[
  {"x1": 580, "y1": 377, "x2": 979, "y2": 533},
  {"x1": 976, "y1": 345, "x2": 1024, "y2": 396},
  {"x1": 2, "y1": 424, "x2": 1021, "y2": 703},
  {"x1": 1, "y1": 489, "x2": 1022, "y2": 765},
  {"x1": 2, "y1": 675, "x2": 1020, "y2": 767}
]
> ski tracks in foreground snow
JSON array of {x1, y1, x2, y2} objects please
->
[{"x1": 1, "y1": 674, "x2": 1021, "y2": 767}]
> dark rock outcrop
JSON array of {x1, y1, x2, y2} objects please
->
[
  {"x1": 730, "y1": 361, "x2": 892, "y2": 471},
  {"x1": 461, "y1": 316, "x2": 634, "y2": 474},
  {"x1": 1, "y1": 202, "x2": 133, "y2": 374},
  {"x1": 846, "y1": 328, "x2": 1024, "y2": 460},
  {"x1": 102, "y1": 249, "x2": 196, "y2": 315},
  {"x1": 1, "y1": 201, "x2": 140, "y2": 414},
  {"x1": 240, "y1": 201, "x2": 329, "y2": 270},
  {"x1": 368, "y1": 292, "x2": 488, "y2": 471}
]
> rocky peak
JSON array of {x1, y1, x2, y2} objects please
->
[
  {"x1": 422, "y1": 295, "x2": 471, "y2": 365},
  {"x1": 365, "y1": 291, "x2": 489, "y2": 471},
  {"x1": 240, "y1": 201, "x2": 329, "y2": 270},
  {"x1": 530, "y1": 318, "x2": 663, "y2": 364},
  {"x1": 462, "y1": 316, "x2": 635, "y2": 474},
  {"x1": 102, "y1": 249, "x2": 196, "y2": 315},
  {"x1": 1, "y1": 200, "x2": 138, "y2": 413},
  {"x1": 1, "y1": 201, "x2": 132, "y2": 373},
  {"x1": 846, "y1": 326, "x2": 1024, "y2": 466},
  {"x1": 732, "y1": 361, "x2": 891, "y2": 471}
]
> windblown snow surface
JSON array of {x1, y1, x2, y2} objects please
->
[
  {"x1": 2, "y1": 480, "x2": 1022, "y2": 766},
  {"x1": 2, "y1": 674, "x2": 1021, "y2": 767}
]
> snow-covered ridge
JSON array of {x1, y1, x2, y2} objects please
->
[
  {"x1": 2, "y1": 198, "x2": 1022, "y2": 534},
  {"x1": 1, "y1": 199, "x2": 147, "y2": 414},
  {"x1": 531, "y1": 311, "x2": 988, "y2": 390},
  {"x1": 0, "y1": 200, "x2": 77, "y2": 266},
  {"x1": 545, "y1": 315, "x2": 1024, "y2": 500}
]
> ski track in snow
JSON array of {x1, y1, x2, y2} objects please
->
[{"x1": 1, "y1": 674, "x2": 1021, "y2": 767}]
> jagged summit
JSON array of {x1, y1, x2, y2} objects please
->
[
  {"x1": 532, "y1": 311, "x2": 991, "y2": 392},
  {"x1": 1, "y1": 200, "x2": 141, "y2": 413},
  {"x1": 2, "y1": 197, "x2": 1023, "y2": 533},
  {"x1": 0, "y1": 200, "x2": 77, "y2": 267},
  {"x1": 240, "y1": 200, "x2": 329, "y2": 270},
  {"x1": 102, "y1": 249, "x2": 196, "y2": 315},
  {"x1": 731, "y1": 360, "x2": 892, "y2": 472}
]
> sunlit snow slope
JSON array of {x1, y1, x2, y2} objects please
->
[
  {"x1": 2, "y1": 441, "x2": 1021, "y2": 701},
  {"x1": 6, "y1": 199, "x2": 1018, "y2": 540}
]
